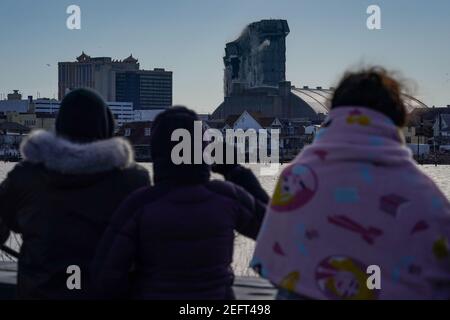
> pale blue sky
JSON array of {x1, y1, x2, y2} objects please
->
[{"x1": 0, "y1": 0, "x2": 449, "y2": 113}]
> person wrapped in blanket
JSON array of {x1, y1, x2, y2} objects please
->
[{"x1": 252, "y1": 67, "x2": 450, "y2": 300}]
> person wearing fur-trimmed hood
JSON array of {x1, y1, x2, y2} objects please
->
[{"x1": 0, "y1": 88, "x2": 150, "y2": 299}]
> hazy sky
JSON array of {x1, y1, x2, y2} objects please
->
[{"x1": 0, "y1": 0, "x2": 449, "y2": 113}]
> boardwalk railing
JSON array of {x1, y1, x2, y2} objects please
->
[{"x1": 0, "y1": 262, "x2": 276, "y2": 300}]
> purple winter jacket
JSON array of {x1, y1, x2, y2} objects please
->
[{"x1": 92, "y1": 164, "x2": 268, "y2": 299}]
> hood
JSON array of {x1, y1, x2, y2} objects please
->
[
  {"x1": 300, "y1": 106, "x2": 414, "y2": 166},
  {"x1": 56, "y1": 88, "x2": 114, "y2": 143},
  {"x1": 20, "y1": 130, "x2": 135, "y2": 175},
  {"x1": 150, "y1": 106, "x2": 211, "y2": 185}
]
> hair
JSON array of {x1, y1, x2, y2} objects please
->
[{"x1": 331, "y1": 67, "x2": 407, "y2": 127}]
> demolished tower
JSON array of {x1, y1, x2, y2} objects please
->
[{"x1": 224, "y1": 20, "x2": 290, "y2": 97}]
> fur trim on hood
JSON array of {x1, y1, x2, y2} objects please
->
[{"x1": 20, "y1": 130, "x2": 135, "y2": 174}]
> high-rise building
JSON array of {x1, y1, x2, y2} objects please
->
[
  {"x1": 115, "y1": 68, "x2": 172, "y2": 109},
  {"x1": 223, "y1": 19, "x2": 290, "y2": 97},
  {"x1": 58, "y1": 53, "x2": 172, "y2": 109},
  {"x1": 58, "y1": 52, "x2": 139, "y2": 101}
]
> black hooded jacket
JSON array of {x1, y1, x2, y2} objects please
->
[{"x1": 0, "y1": 130, "x2": 150, "y2": 299}]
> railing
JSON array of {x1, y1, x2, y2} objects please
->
[{"x1": 0, "y1": 233, "x2": 21, "y2": 262}]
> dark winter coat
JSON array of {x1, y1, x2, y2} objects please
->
[
  {"x1": 0, "y1": 130, "x2": 150, "y2": 299},
  {"x1": 92, "y1": 164, "x2": 268, "y2": 300}
]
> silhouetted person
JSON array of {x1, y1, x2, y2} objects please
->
[
  {"x1": 252, "y1": 67, "x2": 450, "y2": 300},
  {"x1": 92, "y1": 106, "x2": 268, "y2": 299},
  {"x1": 0, "y1": 88, "x2": 150, "y2": 299}
]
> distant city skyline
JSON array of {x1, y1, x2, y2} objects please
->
[{"x1": 0, "y1": 0, "x2": 449, "y2": 113}]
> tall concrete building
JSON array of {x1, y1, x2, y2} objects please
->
[
  {"x1": 224, "y1": 19, "x2": 289, "y2": 97},
  {"x1": 58, "y1": 52, "x2": 139, "y2": 101},
  {"x1": 215, "y1": 19, "x2": 322, "y2": 120},
  {"x1": 116, "y1": 68, "x2": 172, "y2": 109},
  {"x1": 58, "y1": 53, "x2": 172, "y2": 109}
]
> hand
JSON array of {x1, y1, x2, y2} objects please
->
[
  {"x1": 211, "y1": 162, "x2": 238, "y2": 176},
  {"x1": 211, "y1": 143, "x2": 239, "y2": 176}
]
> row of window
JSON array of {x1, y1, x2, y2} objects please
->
[
  {"x1": 140, "y1": 96, "x2": 172, "y2": 100},
  {"x1": 140, "y1": 97, "x2": 172, "y2": 101},
  {"x1": 140, "y1": 77, "x2": 172, "y2": 81},
  {"x1": 59, "y1": 64, "x2": 94, "y2": 86},
  {"x1": 140, "y1": 86, "x2": 172, "y2": 89},
  {"x1": 124, "y1": 127, "x2": 151, "y2": 137}
]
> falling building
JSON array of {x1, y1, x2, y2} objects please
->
[
  {"x1": 212, "y1": 19, "x2": 427, "y2": 121},
  {"x1": 213, "y1": 19, "x2": 327, "y2": 120},
  {"x1": 224, "y1": 19, "x2": 289, "y2": 96}
]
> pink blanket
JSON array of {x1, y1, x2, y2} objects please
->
[{"x1": 252, "y1": 106, "x2": 450, "y2": 300}]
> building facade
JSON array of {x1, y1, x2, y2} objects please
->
[
  {"x1": 33, "y1": 99, "x2": 61, "y2": 114},
  {"x1": 4, "y1": 112, "x2": 56, "y2": 131},
  {"x1": 133, "y1": 109, "x2": 165, "y2": 122},
  {"x1": 117, "y1": 121, "x2": 153, "y2": 161},
  {"x1": 224, "y1": 20, "x2": 290, "y2": 97},
  {"x1": 58, "y1": 52, "x2": 140, "y2": 101},
  {"x1": 107, "y1": 102, "x2": 134, "y2": 127},
  {"x1": 0, "y1": 122, "x2": 30, "y2": 160},
  {"x1": 204, "y1": 110, "x2": 310, "y2": 162},
  {"x1": 32, "y1": 100, "x2": 134, "y2": 128},
  {"x1": 434, "y1": 112, "x2": 450, "y2": 141},
  {"x1": 116, "y1": 68, "x2": 172, "y2": 109},
  {"x1": 0, "y1": 91, "x2": 135, "y2": 128},
  {"x1": 58, "y1": 53, "x2": 173, "y2": 110}
]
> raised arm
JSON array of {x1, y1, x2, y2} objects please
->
[
  {"x1": 211, "y1": 144, "x2": 269, "y2": 205},
  {"x1": 223, "y1": 165, "x2": 269, "y2": 205},
  {"x1": 232, "y1": 183, "x2": 267, "y2": 240}
]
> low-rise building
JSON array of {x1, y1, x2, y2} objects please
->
[
  {"x1": 205, "y1": 110, "x2": 311, "y2": 162},
  {"x1": 0, "y1": 122, "x2": 30, "y2": 160},
  {"x1": 1, "y1": 91, "x2": 135, "y2": 128},
  {"x1": 107, "y1": 102, "x2": 134, "y2": 127},
  {"x1": 434, "y1": 113, "x2": 450, "y2": 139},
  {"x1": 35, "y1": 113, "x2": 57, "y2": 131},
  {"x1": 4, "y1": 111, "x2": 56, "y2": 131},
  {"x1": 133, "y1": 109, "x2": 165, "y2": 122},
  {"x1": 403, "y1": 127, "x2": 420, "y2": 144},
  {"x1": 406, "y1": 106, "x2": 450, "y2": 145},
  {"x1": 304, "y1": 124, "x2": 320, "y2": 135},
  {"x1": 117, "y1": 121, "x2": 153, "y2": 161}
]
